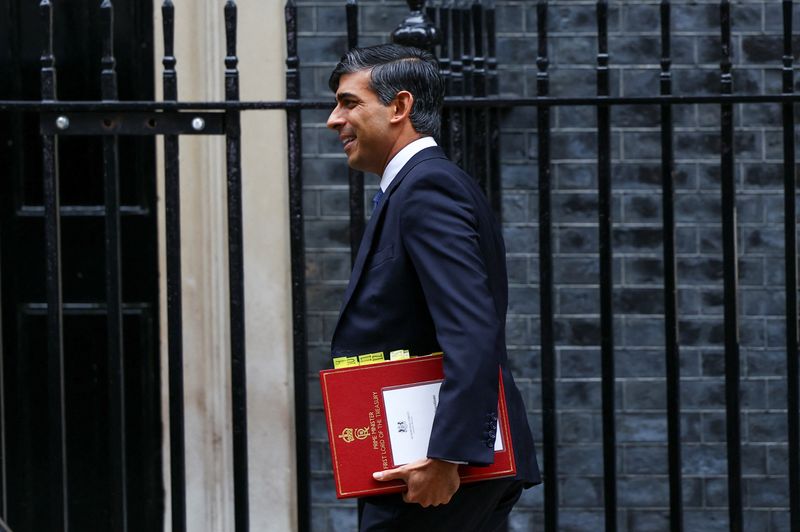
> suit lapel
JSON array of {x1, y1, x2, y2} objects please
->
[{"x1": 332, "y1": 147, "x2": 447, "y2": 340}]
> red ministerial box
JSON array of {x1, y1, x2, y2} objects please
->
[{"x1": 319, "y1": 355, "x2": 516, "y2": 499}]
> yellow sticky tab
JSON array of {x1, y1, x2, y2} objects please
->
[
  {"x1": 358, "y1": 352, "x2": 385, "y2": 365},
  {"x1": 389, "y1": 349, "x2": 410, "y2": 360},
  {"x1": 333, "y1": 356, "x2": 359, "y2": 368},
  {"x1": 429, "y1": 351, "x2": 443, "y2": 357}
]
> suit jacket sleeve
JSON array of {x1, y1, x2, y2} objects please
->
[{"x1": 399, "y1": 169, "x2": 502, "y2": 466}]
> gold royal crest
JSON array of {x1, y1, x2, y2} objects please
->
[{"x1": 338, "y1": 426, "x2": 369, "y2": 443}]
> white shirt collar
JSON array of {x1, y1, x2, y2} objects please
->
[{"x1": 379, "y1": 136, "x2": 438, "y2": 192}]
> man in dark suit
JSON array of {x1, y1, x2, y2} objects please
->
[{"x1": 326, "y1": 44, "x2": 541, "y2": 531}]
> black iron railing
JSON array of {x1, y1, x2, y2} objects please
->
[
  {"x1": 595, "y1": 5, "x2": 617, "y2": 530},
  {"x1": 160, "y1": 2, "x2": 187, "y2": 531},
  {"x1": 534, "y1": 4, "x2": 557, "y2": 532},
  {"x1": 99, "y1": 2, "x2": 128, "y2": 529},
  {"x1": 39, "y1": 3, "x2": 68, "y2": 531},
  {"x1": 659, "y1": 2, "x2": 683, "y2": 530},
  {"x1": 285, "y1": 3, "x2": 310, "y2": 531},
  {"x1": 0, "y1": 1, "x2": 798, "y2": 532},
  {"x1": 718, "y1": 3, "x2": 743, "y2": 531}
]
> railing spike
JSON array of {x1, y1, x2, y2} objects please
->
[
  {"x1": 162, "y1": 0, "x2": 176, "y2": 74},
  {"x1": 40, "y1": 0, "x2": 57, "y2": 101},
  {"x1": 100, "y1": 0, "x2": 117, "y2": 101},
  {"x1": 38, "y1": 4, "x2": 67, "y2": 529},
  {"x1": 225, "y1": 0, "x2": 238, "y2": 63}
]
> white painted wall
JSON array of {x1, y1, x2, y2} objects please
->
[{"x1": 154, "y1": 1, "x2": 295, "y2": 530}]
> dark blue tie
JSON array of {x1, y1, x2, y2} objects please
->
[{"x1": 372, "y1": 190, "x2": 384, "y2": 213}]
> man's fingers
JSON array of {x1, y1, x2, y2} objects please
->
[
  {"x1": 402, "y1": 491, "x2": 430, "y2": 507},
  {"x1": 373, "y1": 467, "x2": 406, "y2": 482},
  {"x1": 401, "y1": 491, "x2": 448, "y2": 507}
]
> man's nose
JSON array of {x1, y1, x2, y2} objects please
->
[{"x1": 327, "y1": 108, "x2": 343, "y2": 130}]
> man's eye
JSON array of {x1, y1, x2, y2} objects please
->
[{"x1": 344, "y1": 101, "x2": 357, "y2": 109}]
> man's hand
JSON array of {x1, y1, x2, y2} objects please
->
[{"x1": 372, "y1": 458, "x2": 460, "y2": 507}]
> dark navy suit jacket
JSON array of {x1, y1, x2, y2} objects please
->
[{"x1": 331, "y1": 146, "x2": 541, "y2": 485}]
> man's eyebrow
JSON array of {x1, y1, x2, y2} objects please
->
[{"x1": 336, "y1": 92, "x2": 359, "y2": 102}]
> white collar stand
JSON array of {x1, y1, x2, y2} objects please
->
[{"x1": 379, "y1": 136, "x2": 437, "y2": 192}]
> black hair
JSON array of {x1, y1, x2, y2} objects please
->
[{"x1": 329, "y1": 44, "x2": 445, "y2": 138}]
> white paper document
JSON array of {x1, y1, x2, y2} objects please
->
[{"x1": 382, "y1": 380, "x2": 504, "y2": 466}]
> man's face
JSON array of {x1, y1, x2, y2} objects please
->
[{"x1": 327, "y1": 70, "x2": 394, "y2": 175}]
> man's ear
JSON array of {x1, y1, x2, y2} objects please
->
[{"x1": 389, "y1": 91, "x2": 414, "y2": 124}]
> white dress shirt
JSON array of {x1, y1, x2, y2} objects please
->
[{"x1": 379, "y1": 136, "x2": 438, "y2": 192}]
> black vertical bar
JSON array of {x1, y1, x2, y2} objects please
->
[
  {"x1": 719, "y1": 3, "x2": 743, "y2": 531},
  {"x1": 439, "y1": 2, "x2": 452, "y2": 153},
  {"x1": 782, "y1": 2, "x2": 800, "y2": 530},
  {"x1": 0, "y1": 81, "x2": 4, "y2": 513},
  {"x1": 486, "y1": 3, "x2": 501, "y2": 219},
  {"x1": 471, "y1": 1, "x2": 487, "y2": 193},
  {"x1": 223, "y1": 3, "x2": 250, "y2": 530},
  {"x1": 0, "y1": 243, "x2": 4, "y2": 521},
  {"x1": 440, "y1": 0, "x2": 452, "y2": 85},
  {"x1": 346, "y1": 0, "x2": 365, "y2": 264},
  {"x1": 161, "y1": 2, "x2": 186, "y2": 531},
  {"x1": 2, "y1": 1, "x2": 20, "y2": 524},
  {"x1": 285, "y1": 2, "x2": 309, "y2": 531},
  {"x1": 460, "y1": 3, "x2": 473, "y2": 100},
  {"x1": 660, "y1": 3, "x2": 684, "y2": 532},
  {"x1": 99, "y1": 3, "x2": 128, "y2": 530},
  {"x1": 449, "y1": 6, "x2": 464, "y2": 167},
  {"x1": 345, "y1": 0, "x2": 358, "y2": 61},
  {"x1": 426, "y1": 1, "x2": 438, "y2": 56},
  {"x1": 596, "y1": 2, "x2": 616, "y2": 531},
  {"x1": 0, "y1": 0, "x2": 16, "y2": 518},
  {"x1": 425, "y1": 2, "x2": 435, "y2": 21},
  {"x1": 536, "y1": 3, "x2": 557, "y2": 532},
  {"x1": 461, "y1": 3, "x2": 474, "y2": 175},
  {"x1": 40, "y1": 1, "x2": 68, "y2": 530}
]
